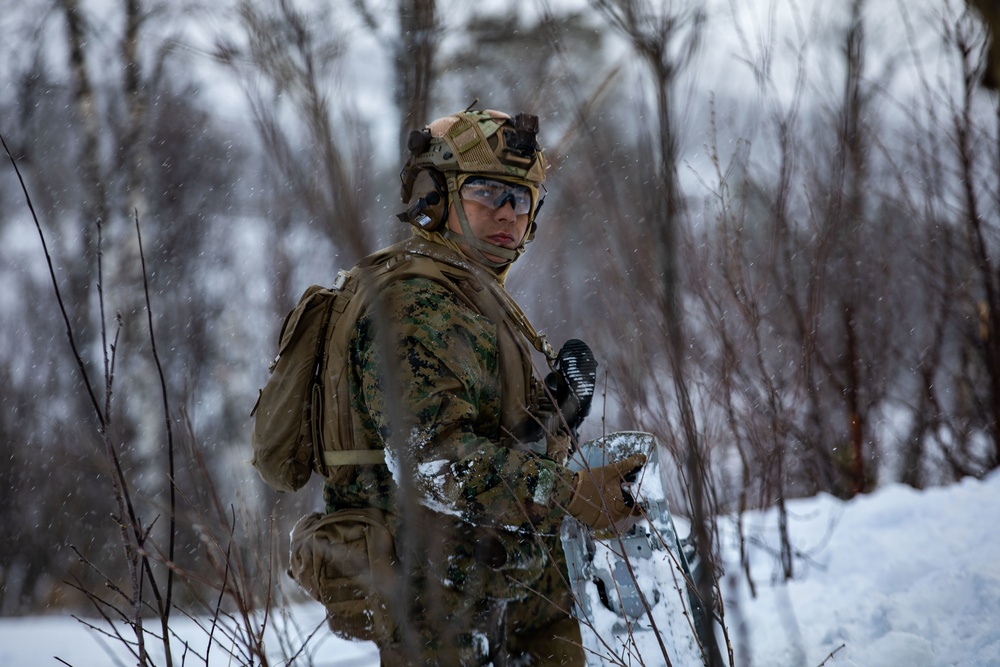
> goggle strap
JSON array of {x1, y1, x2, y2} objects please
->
[{"x1": 442, "y1": 228, "x2": 517, "y2": 269}]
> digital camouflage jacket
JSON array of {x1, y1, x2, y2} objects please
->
[{"x1": 323, "y1": 233, "x2": 576, "y2": 601}]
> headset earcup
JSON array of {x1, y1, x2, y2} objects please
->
[
  {"x1": 401, "y1": 169, "x2": 449, "y2": 229},
  {"x1": 427, "y1": 170, "x2": 449, "y2": 228}
]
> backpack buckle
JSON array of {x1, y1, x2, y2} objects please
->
[{"x1": 332, "y1": 269, "x2": 350, "y2": 291}]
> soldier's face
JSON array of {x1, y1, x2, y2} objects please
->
[{"x1": 447, "y1": 187, "x2": 531, "y2": 264}]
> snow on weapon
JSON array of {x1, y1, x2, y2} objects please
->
[{"x1": 561, "y1": 431, "x2": 720, "y2": 666}]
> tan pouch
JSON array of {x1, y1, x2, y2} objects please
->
[{"x1": 288, "y1": 508, "x2": 397, "y2": 642}]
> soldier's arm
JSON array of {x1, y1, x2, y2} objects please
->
[{"x1": 355, "y1": 277, "x2": 574, "y2": 532}]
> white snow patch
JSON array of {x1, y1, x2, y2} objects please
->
[{"x1": 2, "y1": 471, "x2": 999, "y2": 665}]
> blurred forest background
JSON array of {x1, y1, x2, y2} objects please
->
[{"x1": 0, "y1": 0, "x2": 998, "y2": 648}]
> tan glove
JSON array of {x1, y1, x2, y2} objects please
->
[{"x1": 566, "y1": 453, "x2": 647, "y2": 531}]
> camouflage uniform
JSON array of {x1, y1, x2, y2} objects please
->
[{"x1": 324, "y1": 233, "x2": 584, "y2": 666}]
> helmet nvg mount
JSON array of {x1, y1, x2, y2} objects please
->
[{"x1": 398, "y1": 108, "x2": 547, "y2": 267}]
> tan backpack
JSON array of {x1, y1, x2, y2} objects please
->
[
  {"x1": 249, "y1": 241, "x2": 410, "y2": 492},
  {"x1": 249, "y1": 267, "x2": 364, "y2": 492}
]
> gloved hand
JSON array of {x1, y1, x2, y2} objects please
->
[
  {"x1": 566, "y1": 453, "x2": 647, "y2": 531},
  {"x1": 545, "y1": 339, "x2": 597, "y2": 434}
]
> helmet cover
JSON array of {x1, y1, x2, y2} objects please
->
[{"x1": 399, "y1": 109, "x2": 547, "y2": 230}]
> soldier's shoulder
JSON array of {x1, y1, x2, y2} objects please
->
[{"x1": 377, "y1": 274, "x2": 471, "y2": 315}]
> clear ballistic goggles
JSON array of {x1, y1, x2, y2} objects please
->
[{"x1": 459, "y1": 177, "x2": 533, "y2": 216}]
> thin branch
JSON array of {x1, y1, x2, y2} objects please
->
[
  {"x1": 816, "y1": 643, "x2": 847, "y2": 667},
  {"x1": 134, "y1": 210, "x2": 178, "y2": 660},
  {"x1": 1, "y1": 132, "x2": 105, "y2": 428}
]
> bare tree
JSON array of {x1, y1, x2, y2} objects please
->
[
  {"x1": 940, "y1": 4, "x2": 1000, "y2": 475},
  {"x1": 587, "y1": 2, "x2": 728, "y2": 665},
  {"x1": 968, "y1": 0, "x2": 1000, "y2": 89},
  {"x1": 349, "y1": 0, "x2": 439, "y2": 147},
  {"x1": 215, "y1": 0, "x2": 377, "y2": 267}
]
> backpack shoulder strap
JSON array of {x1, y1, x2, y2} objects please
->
[
  {"x1": 399, "y1": 237, "x2": 556, "y2": 360},
  {"x1": 387, "y1": 239, "x2": 556, "y2": 449},
  {"x1": 315, "y1": 245, "x2": 448, "y2": 474}
]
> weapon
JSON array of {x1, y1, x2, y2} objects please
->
[{"x1": 561, "y1": 432, "x2": 720, "y2": 666}]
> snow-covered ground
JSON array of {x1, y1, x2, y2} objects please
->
[
  {"x1": 4, "y1": 469, "x2": 998, "y2": 666},
  {"x1": 726, "y1": 469, "x2": 1000, "y2": 667}
]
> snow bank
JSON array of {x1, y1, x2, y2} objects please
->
[
  {"x1": 2, "y1": 471, "x2": 998, "y2": 666},
  {"x1": 725, "y1": 470, "x2": 1000, "y2": 667}
]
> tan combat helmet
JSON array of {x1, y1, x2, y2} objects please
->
[{"x1": 398, "y1": 108, "x2": 548, "y2": 267}]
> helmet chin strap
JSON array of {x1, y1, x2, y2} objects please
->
[{"x1": 442, "y1": 174, "x2": 527, "y2": 270}]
